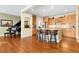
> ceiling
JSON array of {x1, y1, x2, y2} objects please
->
[
  {"x1": 25, "y1": 5, "x2": 76, "y2": 17},
  {"x1": 0, "y1": 5, "x2": 26, "y2": 16}
]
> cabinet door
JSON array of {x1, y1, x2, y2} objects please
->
[
  {"x1": 43, "y1": 17, "x2": 48, "y2": 23},
  {"x1": 55, "y1": 17, "x2": 64, "y2": 24},
  {"x1": 32, "y1": 15, "x2": 36, "y2": 35},
  {"x1": 64, "y1": 14, "x2": 76, "y2": 24},
  {"x1": 62, "y1": 14, "x2": 76, "y2": 38},
  {"x1": 48, "y1": 18, "x2": 54, "y2": 25},
  {"x1": 63, "y1": 29, "x2": 76, "y2": 38}
]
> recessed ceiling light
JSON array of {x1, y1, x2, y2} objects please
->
[{"x1": 50, "y1": 6, "x2": 54, "y2": 9}]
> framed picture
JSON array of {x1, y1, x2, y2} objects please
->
[
  {"x1": 1, "y1": 19, "x2": 13, "y2": 27},
  {"x1": 24, "y1": 17, "x2": 30, "y2": 28}
]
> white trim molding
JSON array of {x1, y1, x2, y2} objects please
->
[{"x1": 76, "y1": 6, "x2": 79, "y2": 42}]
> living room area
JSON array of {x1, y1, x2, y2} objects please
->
[
  {"x1": 0, "y1": 5, "x2": 79, "y2": 52},
  {"x1": 0, "y1": 5, "x2": 25, "y2": 52}
]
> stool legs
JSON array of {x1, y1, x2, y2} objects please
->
[
  {"x1": 54, "y1": 35, "x2": 57, "y2": 43},
  {"x1": 50, "y1": 34, "x2": 57, "y2": 43},
  {"x1": 50, "y1": 34, "x2": 52, "y2": 43},
  {"x1": 38, "y1": 33, "x2": 43, "y2": 40}
]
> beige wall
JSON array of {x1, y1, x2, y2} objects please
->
[
  {"x1": 21, "y1": 13, "x2": 32, "y2": 38},
  {"x1": 0, "y1": 13, "x2": 20, "y2": 36}
]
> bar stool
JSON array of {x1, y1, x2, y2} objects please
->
[
  {"x1": 50, "y1": 30, "x2": 58, "y2": 43},
  {"x1": 43, "y1": 30, "x2": 51, "y2": 42},
  {"x1": 38, "y1": 29, "x2": 43, "y2": 40}
]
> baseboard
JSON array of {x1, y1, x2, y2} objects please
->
[
  {"x1": 21, "y1": 34, "x2": 32, "y2": 39},
  {"x1": 0, "y1": 35, "x2": 4, "y2": 37}
]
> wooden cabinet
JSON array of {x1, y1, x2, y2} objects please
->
[
  {"x1": 43, "y1": 17, "x2": 48, "y2": 23},
  {"x1": 48, "y1": 18, "x2": 54, "y2": 25},
  {"x1": 62, "y1": 14, "x2": 76, "y2": 38},
  {"x1": 64, "y1": 14, "x2": 76, "y2": 24},
  {"x1": 62, "y1": 29, "x2": 76, "y2": 38},
  {"x1": 55, "y1": 17, "x2": 65, "y2": 24},
  {"x1": 43, "y1": 14, "x2": 76, "y2": 38},
  {"x1": 32, "y1": 15, "x2": 36, "y2": 35}
]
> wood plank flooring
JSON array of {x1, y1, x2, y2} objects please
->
[{"x1": 0, "y1": 36, "x2": 79, "y2": 53}]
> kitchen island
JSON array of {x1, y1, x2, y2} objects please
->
[{"x1": 37, "y1": 27, "x2": 62, "y2": 43}]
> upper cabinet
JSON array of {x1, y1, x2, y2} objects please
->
[
  {"x1": 43, "y1": 16, "x2": 65, "y2": 25},
  {"x1": 43, "y1": 17, "x2": 49, "y2": 23},
  {"x1": 48, "y1": 18, "x2": 54, "y2": 25},
  {"x1": 43, "y1": 14, "x2": 76, "y2": 26},
  {"x1": 32, "y1": 15, "x2": 36, "y2": 25},
  {"x1": 64, "y1": 14, "x2": 76, "y2": 24},
  {"x1": 43, "y1": 17, "x2": 55, "y2": 25},
  {"x1": 55, "y1": 17, "x2": 65, "y2": 24}
]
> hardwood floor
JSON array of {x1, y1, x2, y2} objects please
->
[{"x1": 0, "y1": 36, "x2": 79, "y2": 53}]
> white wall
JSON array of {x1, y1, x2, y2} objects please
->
[
  {"x1": 21, "y1": 13, "x2": 32, "y2": 38},
  {"x1": 36, "y1": 16, "x2": 43, "y2": 29},
  {"x1": 21, "y1": 14, "x2": 43, "y2": 38}
]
